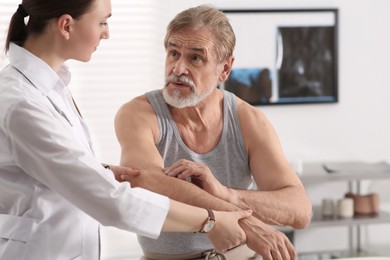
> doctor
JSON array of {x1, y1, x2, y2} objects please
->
[{"x1": 0, "y1": 0, "x2": 252, "y2": 259}]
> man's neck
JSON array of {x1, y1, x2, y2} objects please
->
[
  {"x1": 169, "y1": 89, "x2": 222, "y2": 126},
  {"x1": 169, "y1": 89, "x2": 224, "y2": 153}
]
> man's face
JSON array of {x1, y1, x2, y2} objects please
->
[{"x1": 163, "y1": 27, "x2": 224, "y2": 108}]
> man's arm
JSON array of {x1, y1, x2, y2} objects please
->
[
  {"x1": 114, "y1": 95, "x2": 296, "y2": 260},
  {"x1": 114, "y1": 95, "x2": 234, "y2": 209},
  {"x1": 228, "y1": 100, "x2": 312, "y2": 229},
  {"x1": 164, "y1": 99, "x2": 312, "y2": 229}
]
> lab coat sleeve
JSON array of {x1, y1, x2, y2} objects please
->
[{"x1": 4, "y1": 98, "x2": 169, "y2": 239}]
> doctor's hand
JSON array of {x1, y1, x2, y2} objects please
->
[
  {"x1": 106, "y1": 165, "x2": 140, "y2": 183},
  {"x1": 164, "y1": 159, "x2": 228, "y2": 199},
  {"x1": 239, "y1": 216, "x2": 296, "y2": 260},
  {"x1": 207, "y1": 209, "x2": 252, "y2": 253}
]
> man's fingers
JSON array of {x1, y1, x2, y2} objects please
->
[
  {"x1": 270, "y1": 236, "x2": 295, "y2": 260},
  {"x1": 285, "y1": 238, "x2": 296, "y2": 259},
  {"x1": 261, "y1": 252, "x2": 273, "y2": 260},
  {"x1": 271, "y1": 249, "x2": 283, "y2": 260},
  {"x1": 277, "y1": 243, "x2": 290, "y2": 260}
]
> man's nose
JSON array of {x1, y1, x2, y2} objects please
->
[{"x1": 172, "y1": 57, "x2": 189, "y2": 75}]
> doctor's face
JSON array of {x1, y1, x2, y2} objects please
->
[{"x1": 67, "y1": 0, "x2": 111, "y2": 62}]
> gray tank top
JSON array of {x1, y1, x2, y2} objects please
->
[{"x1": 138, "y1": 90, "x2": 252, "y2": 254}]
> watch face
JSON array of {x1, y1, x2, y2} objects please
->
[{"x1": 203, "y1": 219, "x2": 215, "y2": 233}]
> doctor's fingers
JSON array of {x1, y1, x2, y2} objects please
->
[{"x1": 110, "y1": 166, "x2": 140, "y2": 182}]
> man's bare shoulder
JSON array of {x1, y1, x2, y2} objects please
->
[
  {"x1": 115, "y1": 92, "x2": 160, "y2": 134},
  {"x1": 117, "y1": 94, "x2": 156, "y2": 119},
  {"x1": 119, "y1": 94, "x2": 149, "y2": 112},
  {"x1": 235, "y1": 97, "x2": 267, "y2": 124},
  {"x1": 235, "y1": 96, "x2": 278, "y2": 145}
]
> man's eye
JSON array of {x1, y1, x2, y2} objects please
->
[
  {"x1": 191, "y1": 55, "x2": 202, "y2": 62},
  {"x1": 100, "y1": 22, "x2": 108, "y2": 27},
  {"x1": 170, "y1": 50, "x2": 178, "y2": 57}
]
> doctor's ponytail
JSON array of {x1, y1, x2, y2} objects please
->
[{"x1": 5, "y1": 0, "x2": 96, "y2": 53}]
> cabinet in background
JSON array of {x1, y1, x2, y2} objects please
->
[{"x1": 297, "y1": 162, "x2": 390, "y2": 258}]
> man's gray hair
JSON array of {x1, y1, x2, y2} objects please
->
[{"x1": 164, "y1": 4, "x2": 236, "y2": 63}]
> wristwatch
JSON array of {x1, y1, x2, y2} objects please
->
[{"x1": 199, "y1": 209, "x2": 216, "y2": 233}]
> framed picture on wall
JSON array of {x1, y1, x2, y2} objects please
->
[{"x1": 220, "y1": 9, "x2": 338, "y2": 105}]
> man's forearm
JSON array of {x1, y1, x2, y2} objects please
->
[
  {"x1": 129, "y1": 166, "x2": 239, "y2": 211},
  {"x1": 121, "y1": 163, "x2": 310, "y2": 229},
  {"x1": 227, "y1": 186, "x2": 312, "y2": 229}
]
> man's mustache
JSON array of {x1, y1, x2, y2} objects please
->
[{"x1": 165, "y1": 75, "x2": 195, "y2": 90}]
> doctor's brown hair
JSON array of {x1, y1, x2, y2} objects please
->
[{"x1": 5, "y1": 0, "x2": 97, "y2": 52}]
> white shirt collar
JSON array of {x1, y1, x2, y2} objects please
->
[{"x1": 9, "y1": 43, "x2": 72, "y2": 95}]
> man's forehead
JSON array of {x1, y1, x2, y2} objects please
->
[
  {"x1": 168, "y1": 36, "x2": 214, "y2": 52},
  {"x1": 167, "y1": 41, "x2": 205, "y2": 53},
  {"x1": 168, "y1": 28, "x2": 215, "y2": 51}
]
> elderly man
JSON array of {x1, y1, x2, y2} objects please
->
[{"x1": 115, "y1": 4, "x2": 312, "y2": 260}]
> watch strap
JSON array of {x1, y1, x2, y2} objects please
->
[
  {"x1": 206, "y1": 208, "x2": 215, "y2": 221},
  {"x1": 199, "y1": 209, "x2": 215, "y2": 233}
]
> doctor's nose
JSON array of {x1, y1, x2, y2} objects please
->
[{"x1": 102, "y1": 26, "x2": 110, "y2": 40}]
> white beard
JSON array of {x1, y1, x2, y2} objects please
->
[{"x1": 163, "y1": 75, "x2": 215, "y2": 108}]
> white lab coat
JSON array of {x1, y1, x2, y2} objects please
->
[{"x1": 0, "y1": 43, "x2": 170, "y2": 259}]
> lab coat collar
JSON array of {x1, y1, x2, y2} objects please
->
[{"x1": 8, "y1": 43, "x2": 72, "y2": 96}]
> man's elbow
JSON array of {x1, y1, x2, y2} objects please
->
[{"x1": 292, "y1": 201, "x2": 313, "y2": 229}]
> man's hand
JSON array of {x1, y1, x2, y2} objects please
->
[
  {"x1": 164, "y1": 159, "x2": 228, "y2": 199},
  {"x1": 207, "y1": 209, "x2": 252, "y2": 252},
  {"x1": 108, "y1": 165, "x2": 141, "y2": 183},
  {"x1": 239, "y1": 216, "x2": 296, "y2": 260}
]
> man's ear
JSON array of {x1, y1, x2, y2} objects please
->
[
  {"x1": 219, "y1": 56, "x2": 235, "y2": 82},
  {"x1": 57, "y1": 14, "x2": 74, "y2": 40}
]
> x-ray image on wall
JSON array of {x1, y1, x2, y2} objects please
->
[
  {"x1": 277, "y1": 26, "x2": 335, "y2": 100},
  {"x1": 221, "y1": 9, "x2": 338, "y2": 105}
]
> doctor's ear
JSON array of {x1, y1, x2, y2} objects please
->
[{"x1": 56, "y1": 14, "x2": 74, "y2": 40}]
